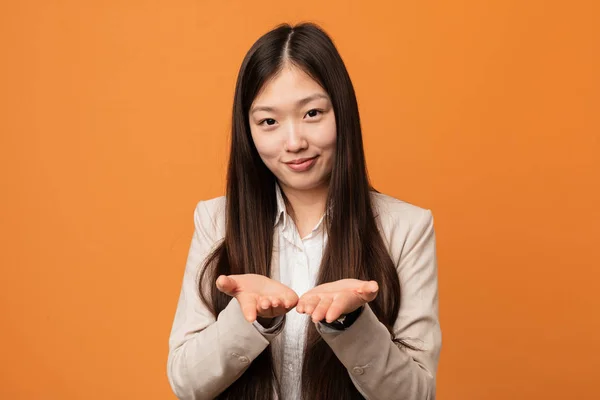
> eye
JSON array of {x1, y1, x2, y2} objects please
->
[
  {"x1": 305, "y1": 109, "x2": 322, "y2": 118},
  {"x1": 259, "y1": 118, "x2": 277, "y2": 126}
]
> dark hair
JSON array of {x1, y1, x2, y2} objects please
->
[{"x1": 199, "y1": 22, "x2": 408, "y2": 400}]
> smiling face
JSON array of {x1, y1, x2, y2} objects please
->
[{"x1": 248, "y1": 64, "x2": 337, "y2": 194}]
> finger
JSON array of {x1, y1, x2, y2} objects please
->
[
  {"x1": 325, "y1": 298, "x2": 347, "y2": 323},
  {"x1": 258, "y1": 296, "x2": 271, "y2": 310},
  {"x1": 237, "y1": 294, "x2": 257, "y2": 323},
  {"x1": 356, "y1": 280, "x2": 379, "y2": 302},
  {"x1": 311, "y1": 297, "x2": 333, "y2": 323},
  {"x1": 302, "y1": 295, "x2": 321, "y2": 315},
  {"x1": 283, "y1": 292, "x2": 299, "y2": 309},
  {"x1": 296, "y1": 292, "x2": 311, "y2": 313},
  {"x1": 216, "y1": 275, "x2": 237, "y2": 296},
  {"x1": 296, "y1": 298, "x2": 305, "y2": 314},
  {"x1": 268, "y1": 296, "x2": 281, "y2": 309}
]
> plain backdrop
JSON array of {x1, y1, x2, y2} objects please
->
[{"x1": 1, "y1": 1, "x2": 599, "y2": 399}]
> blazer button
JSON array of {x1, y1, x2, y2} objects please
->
[
  {"x1": 351, "y1": 367, "x2": 364, "y2": 375},
  {"x1": 239, "y1": 356, "x2": 250, "y2": 364}
]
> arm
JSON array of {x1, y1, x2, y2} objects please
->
[
  {"x1": 167, "y1": 201, "x2": 283, "y2": 400},
  {"x1": 316, "y1": 209, "x2": 441, "y2": 400}
]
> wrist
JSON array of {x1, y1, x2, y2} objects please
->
[{"x1": 319, "y1": 305, "x2": 364, "y2": 331}]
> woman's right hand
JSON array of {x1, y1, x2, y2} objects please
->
[{"x1": 216, "y1": 274, "x2": 299, "y2": 323}]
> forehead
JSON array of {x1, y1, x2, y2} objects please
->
[{"x1": 252, "y1": 65, "x2": 328, "y2": 106}]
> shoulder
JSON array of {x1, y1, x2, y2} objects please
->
[
  {"x1": 370, "y1": 191, "x2": 435, "y2": 258},
  {"x1": 194, "y1": 196, "x2": 227, "y2": 237},
  {"x1": 370, "y1": 191, "x2": 433, "y2": 229},
  {"x1": 197, "y1": 195, "x2": 227, "y2": 216}
]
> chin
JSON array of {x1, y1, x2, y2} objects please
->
[{"x1": 279, "y1": 176, "x2": 327, "y2": 192}]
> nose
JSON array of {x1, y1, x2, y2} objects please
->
[{"x1": 284, "y1": 122, "x2": 308, "y2": 153}]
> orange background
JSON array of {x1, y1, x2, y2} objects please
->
[{"x1": 1, "y1": 1, "x2": 599, "y2": 399}]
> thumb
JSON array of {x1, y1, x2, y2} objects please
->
[
  {"x1": 216, "y1": 275, "x2": 238, "y2": 296},
  {"x1": 356, "y1": 280, "x2": 379, "y2": 302}
]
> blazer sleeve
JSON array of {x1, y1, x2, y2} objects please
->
[
  {"x1": 316, "y1": 209, "x2": 441, "y2": 400},
  {"x1": 167, "y1": 201, "x2": 283, "y2": 400}
]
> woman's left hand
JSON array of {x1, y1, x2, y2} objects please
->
[{"x1": 296, "y1": 279, "x2": 379, "y2": 323}]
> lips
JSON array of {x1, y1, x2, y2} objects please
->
[
  {"x1": 285, "y1": 156, "x2": 318, "y2": 165},
  {"x1": 284, "y1": 155, "x2": 319, "y2": 172}
]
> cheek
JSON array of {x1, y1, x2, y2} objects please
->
[
  {"x1": 316, "y1": 118, "x2": 337, "y2": 153},
  {"x1": 251, "y1": 130, "x2": 280, "y2": 163}
]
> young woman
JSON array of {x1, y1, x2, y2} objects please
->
[{"x1": 167, "y1": 23, "x2": 441, "y2": 400}]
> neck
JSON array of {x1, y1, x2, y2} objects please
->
[{"x1": 279, "y1": 182, "x2": 328, "y2": 238}]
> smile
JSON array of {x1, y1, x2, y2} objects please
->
[{"x1": 285, "y1": 156, "x2": 319, "y2": 172}]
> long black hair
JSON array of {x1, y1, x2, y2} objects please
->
[{"x1": 199, "y1": 22, "x2": 406, "y2": 400}]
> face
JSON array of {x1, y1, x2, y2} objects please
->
[{"x1": 249, "y1": 65, "x2": 337, "y2": 193}]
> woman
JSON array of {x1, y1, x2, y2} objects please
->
[{"x1": 167, "y1": 23, "x2": 441, "y2": 400}]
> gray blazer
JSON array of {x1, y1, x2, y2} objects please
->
[{"x1": 167, "y1": 192, "x2": 441, "y2": 399}]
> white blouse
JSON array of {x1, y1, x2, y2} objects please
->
[{"x1": 254, "y1": 184, "x2": 328, "y2": 399}]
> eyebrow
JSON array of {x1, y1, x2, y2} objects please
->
[{"x1": 250, "y1": 93, "x2": 330, "y2": 114}]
